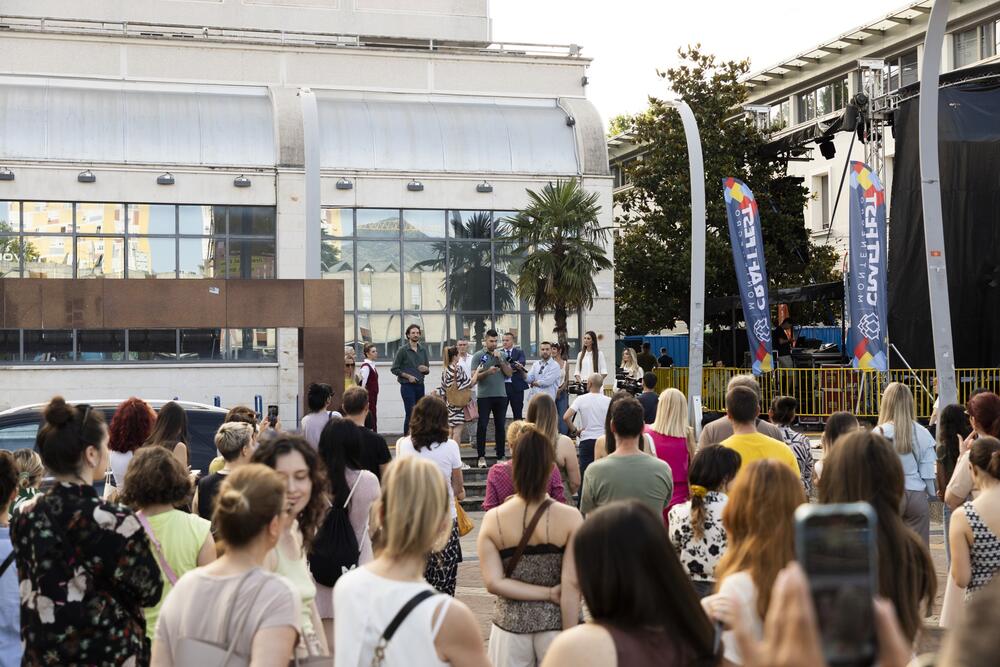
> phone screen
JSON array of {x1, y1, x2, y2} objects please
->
[
  {"x1": 267, "y1": 405, "x2": 279, "y2": 422},
  {"x1": 799, "y1": 511, "x2": 877, "y2": 666}
]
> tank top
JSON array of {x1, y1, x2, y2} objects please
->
[
  {"x1": 141, "y1": 509, "x2": 212, "y2": 635},
  {"x1": 333, "y1": 567, "x2": 452, "y2": 667},
  {"x1": 963, "y1": 502, "x2": 1000, "y2": 599},
  {"x1": 273, "y1": 538, "x2": 318, "y2": 642},
  {"x1": 601, "y1": 624, "x2": 688, "y2": 666},
  {"x1": 644, "y1": 427, "x2": 690, "y2": 513},
  {"x1": 493, "y1": 505, "x2": 564, "y2": 633}
]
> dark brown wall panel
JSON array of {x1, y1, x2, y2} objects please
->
[
  {"x1": 39, "y1": 280, "x2": 104, "y2": 329},
  {"x1": 4, "y1": 281, "x2": 44, "y2": 328},
  {"x1": 303, "y1": 280, "x2": 343, "y2": 328},
  {"x1": 104, "y1": 280, "x2": 228, "y2": 328},
  {"x1": 226, "y1": 280, "x2": 304, "y2": 328},
  {"x1": 302, "y1": 326, "x2": 345, "y2": 409}
]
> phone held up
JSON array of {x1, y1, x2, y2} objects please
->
[
  {"x1": 267, "y1": 404, "x2": 279, "y2": 424},
  {"x1": 794, "y1": 502, "x2": 878, "y2": 667}
]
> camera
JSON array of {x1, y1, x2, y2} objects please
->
[
  {"x1": 615, "y1": 371, "x2": 642, "y2": 396},
  {"x1": 567, "y1": 380, "x2": 588, "y2": 395}
]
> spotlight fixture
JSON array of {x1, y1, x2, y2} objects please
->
[
  {"x1": 818, "y1": 139, "x2": 836, "y2": 160},
  {"x1": 336, "y1": 177, "x2": 353, "y2": 190},
  {"x1": 77, "y1": 169, "x2": 96, "y2": 183},
  {"x1": 476, "y1": 181, "x2": 493, "y2": 193},
  {"x1": 852, "y1": 92, "x2": 869, "y2": 107},
  {"x1": 0, "y1": 167, "x2": 13, "y2": 182},
  {"x1": 157, "y1": 172, "x2": 175, "y2": 186},
  {"x1": 407, "y1": 180, "x2": 424, "y2": 192},
  {"x1": 233, "y1": 175, "x2": 252, "y2": 188}
]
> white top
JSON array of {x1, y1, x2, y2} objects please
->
[
  {"x1": 668, "y1": 492, "x2": 729, "y2": 583},
  {"x1": 715, "y1": 571, "x2": 762, "y2": 665},
  {"x1": 300, "y1": 410, "x2": 343, "y2": 449},
  {"x1": 334, "y1": 567, "x2": 452, "y2": 667},
  {"x1": 396, "y1": 437, "x2": 462, "y2": 519},
  {"x1": 359, "y1": 360, "x2": 374, "y2": 387},
  {"x1": 575, "y1": 350, "x2": 608, "y2": 379},
  {"x1": 109, "y1": 450, "x2": 133, "y2": 489},
  {"x1": 457, "y1": 354, "x2": 475, "y2": 396},
  {"x1": 569, "y1": 392, "x2": 612, "y2": 441}
]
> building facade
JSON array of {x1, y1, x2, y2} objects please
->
[{"x1": 0, "y1": 0, "x2": 613, "y2": 433}]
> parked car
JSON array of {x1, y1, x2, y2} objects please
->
[{"x1": 0, "y1": 399, "x2": 229, "y2": 478}]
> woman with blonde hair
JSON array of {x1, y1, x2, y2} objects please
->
[
  {"x1": 619, "y1": 348, "x2": 642, "y2": 382},
  {"x1": 877, "y1": 382, "x2": 937, "y2": 544},
  {"x1": 703, "y1": 459, "x2": 806, "y2": 665},
  {"x1": 10, "y1": 449, "x2": 43, "y2": 515},
  {"x1": 526, "y1": 393, "x2": 581, "y2": 500},
  {"x1": 645, "y1": 388, "x2": 696, "y2": 516},
  {"x1": 333, "y1": 457, "x2": 489, "y2": 667}
]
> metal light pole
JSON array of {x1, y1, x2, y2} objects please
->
[
  {"x1": 918, "y1": 0, "x2": 958, "y2": 407},
  {"x1": 300, "y1": 88, "x2": 322, "y2": 280}
]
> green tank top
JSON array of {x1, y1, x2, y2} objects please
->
[
  {"x1": 273, "y1": 540, "x2": 317, "y2": 638},
  {"x1": 143, "y1": 509, "x2": 212, "y2": 635}
]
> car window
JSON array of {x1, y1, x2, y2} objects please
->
[
  {"x1": 186, "y1": 411, "x2": 227, "y2": 476},
  {"x1": 0, "y1": 422, "x2": 40, "y2": 452}
]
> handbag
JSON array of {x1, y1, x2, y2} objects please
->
[
  {"x1": 455, "y1": 500, "x2": 473, "y2": 537},
  {"x1": 444, "y1": 368, "x2": 472, "y2": 408}
]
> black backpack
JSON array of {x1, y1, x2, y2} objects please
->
[{"x1": 308, "y1": 477, "x2": 362, "y2": 588}]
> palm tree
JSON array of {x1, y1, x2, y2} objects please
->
[{"x1": 507, "y1": 179, "x2": 612, "y2": 349}]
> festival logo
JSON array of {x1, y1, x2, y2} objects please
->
[{"x1": 848, "y1": 162, "x2": 888, "y2": 372}]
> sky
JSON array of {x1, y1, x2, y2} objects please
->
[{"x1": 490, "y1": 0, "x2": 910, "y2": 126}]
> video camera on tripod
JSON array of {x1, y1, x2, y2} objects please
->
[
  {"x1": 615, "y1": 370, "x2": 642, "y2": 396},
  {"x1": 566, "y1": 380, "x2": 588, "y2": 395}
]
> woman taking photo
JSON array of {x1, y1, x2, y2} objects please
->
[
  {"x1": 12, "y1": 397, "x2": 163, "y2": 665},
  {"x1": 144, "y1": 401, "x2": 190, "y2": 469},
  {"x1": 945, "y1": 391, "x2": 1000, "y2": 512},
  {"x1": 439, "y1": 345, "x2": 475, "y2": 445},
  {"x1": 876, "y1": 382, "x2": 937, "y2": 544},
  {"x1": 108, "y1": 397, "x2": 157, "y2": 490},
  {"x1": 252, "y1": 436, "x2": 329, "y2": 658},
  {"x1": 526, "y1": 393, "x2": 581, "y2": 500},
  {"x1": 479, "y1": 427, "x2": 583, "y2": 665},
  {"x1": 646, "y1": 388, "x2": 696, "y2": 514},
  {"x1": 396, "y1": 396, "x2": 466, "y2": 596},
  {"x1": 153, "y1": 465, "x2": 301, "y2": 666},
  {"x1": 334, "y1": 457, "x2": 488, "y2": 667},
  {"x1": 541, "y1": 500, "x2": 719, "y2": 667},
  {"x1": 119, "y1": 447, "x2": 215, "y2": 635},
  {"x1": 574, "y1": 331, "x2": 607, "y2": 384},
  {"x1": 552, "y1": 343, "x2": 571, "y2": 436},
  {"x1": 619, "y1": 348, "x2": 643, "y2": 382},
  {"x1": 949, "y1": 436, "x2": 1000, "y2": 603},
  {"x1": 705, "y1": 459, "x2": 805, "y2": 665}
]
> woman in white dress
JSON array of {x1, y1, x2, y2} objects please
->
[{"x1": 574, "y1": 331, "x2": 607, "y2": 383}]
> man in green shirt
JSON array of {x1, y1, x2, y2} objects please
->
[
  {"x1": 472, "y1": 329, "x2": 512, "y2": 468},
  {"x1": 580, "y1": 396, "x2": 673, "y2": 517},
  {"x1": 390, "y1": 324, "x2": 430, "y2": 435}
]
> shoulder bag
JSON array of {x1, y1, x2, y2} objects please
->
[
  {"x1": 371, "y1": 589, "x2": 437, "y2": 667},
  {"x1": 136, "y1": 511, "x2": 179, "y2": 585},
  {"x1": 445, "y1": 367, "x2": 472, "y2": 408}
]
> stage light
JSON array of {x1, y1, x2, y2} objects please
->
[{"x1": 819, "y1": 140, "x2": 836, "y2": 160}]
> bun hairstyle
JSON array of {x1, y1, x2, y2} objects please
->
[
  {"x1": 969, "y1": 436, "x2": 1000, "y2": 480},
  {"x1": 36, "y1": 397, "x2": 107, "y2": 475},
  {"x1": 213, "y1": 464, "x2": 287, "y2": 549},
  {"x1": 12, "y1": 449, "x2": 43, "y2": 491}
]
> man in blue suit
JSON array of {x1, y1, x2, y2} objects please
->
[{"x1": 502, "y1": 332, "x2": 529, "y2": 420}]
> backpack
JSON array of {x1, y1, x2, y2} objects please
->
[{"x1": 308, "y1": 475, "x2": 363, "y2": 588}]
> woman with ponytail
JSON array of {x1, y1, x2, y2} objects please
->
[
  {"x1": 668, "y1": 445, "x2": 742, "y2": 597},
  {"x1": 153, "y1": 464, "x2": 300, "y2": 666},
  {"x1": 10, "y1": 449, "x2": 43, "y2": 515},
  {"x1": 949, "y1": 436, "x2": 1000, "y2": 605}
]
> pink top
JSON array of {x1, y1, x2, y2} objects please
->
[
  {"x1": 645, "y1": 426, "x2": 690, "y2": 514},
  {"x1": 483, "y1": 462, "x2": 566, "y2": 510}
]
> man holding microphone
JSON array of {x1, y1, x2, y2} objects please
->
[{"x1": 473, "y1": 330, "x2": 511, "y2": 468}]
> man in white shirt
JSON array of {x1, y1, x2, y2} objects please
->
[
  {"x1": 522, "y1": 341, "x2": 562, "y2": 402},
  {"x1": 563, "y1": 373, "x2": 611, "y2": 478}
]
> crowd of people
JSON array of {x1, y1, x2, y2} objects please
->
[{"x1": 2, "y1": 335, "x2": 1000, "y2": 666}]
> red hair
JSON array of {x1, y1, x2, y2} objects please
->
[
  {"x1": 108, "y1": 397, "x2": 157, "y2": 454},
  {"x1": 968, "y1": 392, "x2": 1000, "y2": 438}
]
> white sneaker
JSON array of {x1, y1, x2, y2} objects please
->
[
  {"x1": 461, "y1": 462, "x2": 471, "y2": 470},
  {"x1": 478, "y1": 457, "x2": 487, "y2": 469}
]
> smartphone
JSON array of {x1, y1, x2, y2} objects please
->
[
  {"x1": 795, "y1": 502, "x2": 878, "y2": 667},
  {"x1": 267, "y1": 404, "x2": 279, "y2": 423}
]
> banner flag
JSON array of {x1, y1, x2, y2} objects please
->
[
  {"x1": 722, "y1": 178, "x2": 774, "y2": 375},
  {"x1": 848, "y1": 161, "x2": 889, "y2": 371}
]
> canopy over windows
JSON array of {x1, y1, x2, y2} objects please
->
[
  {"x1": 317, "y1": 94, "x2": 580, "y2": 174},
  {"x1": 0, "y1": 77, "x2": 275, "y2": 167}
]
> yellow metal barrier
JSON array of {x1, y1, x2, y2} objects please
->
[{"x1": 646, "y1": 366, "x2": 1000, "y2": 420}]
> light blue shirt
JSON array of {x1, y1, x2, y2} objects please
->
[
  {"x1": 878, "y1": 422, "x2": 937, "y2": 493},
  {"x1": 525, "y1": 358, "x2": 562, "y2": 401},
  {"x1": 0, "y1": 526, "x2": 20, "y2": 667}
]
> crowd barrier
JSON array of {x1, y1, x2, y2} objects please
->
[{"x1": 645, "y1": 366, "x2": 1000, "y2": 421}]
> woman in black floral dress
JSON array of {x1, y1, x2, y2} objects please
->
[{"x1": 11, "y1": 397, "x2": 163, "y2": 666}]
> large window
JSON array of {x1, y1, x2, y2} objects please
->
[
  {"x1": 953, "y1": 20, "x2": 999, "y2": 69},
  {"x1": 325, "y1": 208, "x2": 579, "y2": 359},
  {"x1": 885, "y1": 50, "x2": 919, "y2": 92},
  {"x1": 796, "y1": 76, "x2": 850, "y2": 123},
  {"x1": 769, "y1": 99, "x2": 791, "y2": 130},
  {"x1": 1, "y1": 202, "x2": 275, "y2": 279}
]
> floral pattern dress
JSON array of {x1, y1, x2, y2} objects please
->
[
  {"x1": 667, "y1": 491, "x2": 729, "y2": 588},
  {"x1": 11, "y1": 483, "x2": 163, "y2": 666}
]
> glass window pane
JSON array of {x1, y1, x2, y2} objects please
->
[
  {"x1": 356, "y1": 209, "x2": 399, "y2": 238},
  {"x1": 179, "y1": 205, "x2": 215, "y2": 235},
  {"x1": 538, "y1": 311, "x2": 581, "y2": 355},
  {"x1": 453, "y1": 313, "x2": 494, "y2": 350},
  {"x1": 954, "y1": 27, "x2": 979, "y2": 68},
  {"x1": 128, "y1": 204, "x2": 176, "y2": 235},
  {"x1": 229, "y1": 207, "x2": 276, "y2": 236},
  {"x1": 23, "y1": 236, "x2": 73, "y2": 278},
  {"x1": 223, "y1": 328, "x2": 277, "y2": 361},
  {"x1": 356, "y1": 241, "x2": 400, "y2": 311},
  {"x1": 76, "y1": 203, "x2": 125, "y2": 234},
  {"x1": 0, "y1": 202, "x2": 18, "y2": 233},
  {"x1": 180, "y1": 329, "x2": 222, "y2": 360},
  {"x1": 0, "y1": 330, "x2": 19, "y2": 361},
  {"x1": 22, "y1": 202, "x2": 73, "y2": 234},
  {"x1": 344, "y1": 314, "x2": 356, "y2": 353},
  {"x1": 322, "y1": 208, "x2": 354, "y2": 238},
  {"x1": 402, "y1": 210, "x2": 446, "y2": 239},
  {"x1": 358, "y1": 313, "x2": 402, "y2": 358},
  {"x1": 321, "y1": 239, "x2": 354, "y2": 310},
  {"x1": 494, "y1": 313, "x2": 537, "y2": 358},
  {"x1": 816, "y1": 85, "x2": 833, "y2": 116},
  {"x1": 24, "y1": 330, "x2": 73, "y2": 362},
  {"x1": 228, "y1": 239, "x2": 276, "y2": 279},
  {"x1": 77, "y1": 237, "x2": 125, "y2": 279},
  {"x1": 448, "y1": 210, "x2": 492, "y2": 239},
  {"x1": 900, "y1": 51, "x2": 919, "y2": 88},
  {"x1": 179, "y1": 238, "x2": 224, "y2": 279},
  {"x1": 983, "y1": 21, "x2": 996, "y2": 58},
  {"x1": 446, "y1": 241, "x2": 493, "y2": 313},
  {"x1": 493, "y1": 242, "x2": 522, "y2": 313},
  {"x1": 128, "y1": 238, "x2": 176, "y2": 278},
  {"x1": 77, "y1": 330, "x2": 126, "y2": 361},
  {"x1": 128, "y1": 329, "x2": 177, "y2": 361},
  {"x1": 492, "y1": 211, "x2": 518, "y2": 239},
  {"x1": 403, "y1": 313, "x2": 447, "y2": 362},
  {"x1": 0, "y1": 237, "x2": 21, "y2": 278},
  {"x1": 404, "y1": 242, "x2": 447, "y2": 311}
]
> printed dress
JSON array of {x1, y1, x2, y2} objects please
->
[
  {"x1": 11, "y1": 483, "x2": 163, "y2": 666},
  {"x1": 439, "y1": 365, "x2": 473, "y2": 426}
]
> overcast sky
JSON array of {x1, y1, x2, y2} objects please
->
[{"x1": 490, "y1": 0, "x2": 909, "y2": 125}]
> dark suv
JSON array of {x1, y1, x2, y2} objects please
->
[{"x1": 0, "y1": 400, "x2": 229, "y2": 475}]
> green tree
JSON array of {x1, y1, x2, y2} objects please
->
[
  {"x1": 607, "y1": 113, "x2": 633, "y2": 137},
  {"x1": 508, "y1": 180, "x2": 612, "y2": 348},
  {"x1": 0, "y1": 222, "x2": 39, "y2": 277},
  {"x1": 614, "y1": 47, "x2": 839, "y2": 337}
]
